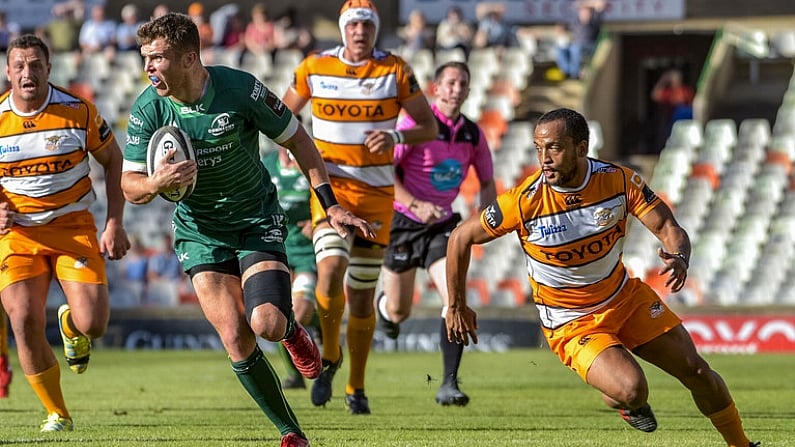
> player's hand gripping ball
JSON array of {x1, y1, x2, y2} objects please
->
[{"x1": 146, "y1": 126, "x2": 197, "y2": 202}]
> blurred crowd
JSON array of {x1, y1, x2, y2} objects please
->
[{"x1": 1, "y1": 1, "x2": 317, "y2": 68}]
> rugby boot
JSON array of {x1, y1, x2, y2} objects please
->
[
  {"x1": 345, "y1": 389, "x2": 371, "y2": 415},
  {"x1": 311, "y1": 348, "x2": 342, "y2": 407},
  {"x1": 618, "y1": 403, "x2": 658, "y2": 432},
  {"x1": 281, "y1": 323, "x2": 321, "y2": 379},
  {"x1": 57, "y1": 305, "x2": 90, "y2": 374}
]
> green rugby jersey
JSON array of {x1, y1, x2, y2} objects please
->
[{"x1": 124, "y1": 66, "x2": 300, "y2": 231}]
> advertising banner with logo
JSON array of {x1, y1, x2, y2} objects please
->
[
  {"x1": 682, "y1": 315, "x2": 795, "y2": 353},
  {"x1": 399, "y1": 0, "x2": 685, "y2": 24}
]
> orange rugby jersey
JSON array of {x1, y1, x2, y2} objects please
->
[
  {"x1": 480, "y1": 159, "x2": 661, "y2": 329},
  {"x1": 291, "y1": 46, "x2": 423, "y2": 190},
  {"x1": 0, "y1": 85, "x2": 113, "y2": 226}
]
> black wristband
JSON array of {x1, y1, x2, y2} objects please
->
[{"x1": 314, "y1": 183, "x2": 339, "y2": 211}]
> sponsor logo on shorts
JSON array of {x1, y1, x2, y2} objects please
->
[
  {"x1": 261, "y1": 228, "x2": 284, "y2": 244},
  {"x1": 74, "y1": 257, "x2": 89, "y2": 269},
  {"x1": 578, "y1": 335, "x2": 591, "y2": 346}
]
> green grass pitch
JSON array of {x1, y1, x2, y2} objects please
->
[{"x1": 0, "y1": 348, "x2": 792, "y2": 446}]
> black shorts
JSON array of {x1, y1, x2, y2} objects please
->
[{"x1": 383, "y1": 211, "x2": 462, "y2": 273}]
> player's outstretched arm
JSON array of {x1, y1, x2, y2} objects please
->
[
  {"x1": 445, "y1": 215, "x2": 494, "y2": 346},
  {"x1": 281, "y1": 122, "x2": 375, "y2": 240}
]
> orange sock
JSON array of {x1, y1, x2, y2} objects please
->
[
  {"x1": 59, "y1": 308, "x2": 80, "y2": 339},
  {"x1": 708, "y1": 401, "x2": 750, "y2": 447},
  {"x1": 345, "y1": 313, "x2": 375, "y2": 394},
  {"x1": 26, "y1": 364, "x2": 69, "y2": 418},
  {"x1": 315, "y1": 289, "x2": 345, "y2": 362}
]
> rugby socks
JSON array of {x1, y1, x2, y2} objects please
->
[
  {"x1": 439, "y1": 318, "x2": 463, "y2": 383},
  {"x1": 277, "y1": 343, "x2": 300, "y2": 380},
  {"x1": 231, "y1": 346, "x2": 303, "y2": 437},
  {"x1": 315, "y1": 290, "x2": 345, "y2": 364},
  {"x1": 26, "y1": 364, "x2": 69, "y2": 419},
  {"x1": 59, "y1": 308, "x2": 81, "y2": 339},
  {"x1": 708, "y1": 401, "x2": 750, "y2": 447},
  {"x1": 345, "y1": 313, "x2": 375, "y2": 394}
]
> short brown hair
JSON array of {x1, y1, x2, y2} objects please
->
[
  {"x1": 7, "y1": 34, "x2": 50, "y2": 65},
  {"x1": 137, "y1": 12, "x2": 200, "y2": 55}
]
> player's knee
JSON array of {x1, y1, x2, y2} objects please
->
[
  {"x1": 243, "y1": 270, "x2": 292, "y2": 340},
  {"x1": 345, "y1": 256, "x2": 382, "y2": 290},
  {"x1": 250, "y1": 303, "x2": 288, "y2": 341},
  {"x1": 679, "y1": 357, "x2": 720, "y2": 390},
  {"x1": 385, "y1": 297, "x2": 411, "y2": 323},
  {"x1": 292, "y1": 273, "x2": 316, "y2": 301},
  {"x1": 81, "y1": 323, "x2": 107, "y2": 340}
]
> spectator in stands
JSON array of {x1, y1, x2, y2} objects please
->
[
  {"x1": 78, "y1": 3, "x2": 117, "y2": 57},
  {"x1": 650, "y1": 68, "x2": 695, "y2": 151},
  {"x1": 151, "y1": 4, "x2": 169, "y2": 20},
  {"x1": 273, "y1": 7, "x2": 314, "y2": 56},
  {"x1": 187, "y1": 2, "x2": 214, "y2": 50},
  {"x1": 244, "y1": 3, "x2": 276, "y2": 61},
  {"x1": 116, "y1": 4, "x2": 142, "y2": 52},
  {"x1": 209, "y1": 3, "x2": 239, "y2": 48},
  {"x1": 147, "y1": 233, "x2": 183, "y2": 283},
  {"x1": 555, "y1": 0, "x2": 606, "y2": 80},
  {"x1": 47, "y1": 0, "x2": 85, "y2": 53},
  {"x1": 145, "y1": 232, "x2": 183, "y2": 307},
  {"x1": 376, "y1": 61, "x2": 496, "y2": 407},
  {"x1": 472, "y1": 3, "x2": 516, "y2": 55},
  {"x1": 0, "y1": 11, "x2": 21, "y2": 52},
  {"x1": 119, "y1": 234, "x2": 149, "y2": 304},
  {"x1": 435, "y1": 6, "x2": 473, "y2": 58},
  {"x1": 219, "y1": 10, "x2": 246, "y2": 51},
  {"x1": 398, "y1": 9, "x2": 434, "y2": 60}
]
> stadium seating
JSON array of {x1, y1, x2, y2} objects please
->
[{"x1": 632, "y1": 107, "x2": 795, "y2": 307}]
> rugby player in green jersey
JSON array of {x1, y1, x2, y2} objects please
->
[{"x1": 120, "y1": 12, "x2": 373, "y2": 447}]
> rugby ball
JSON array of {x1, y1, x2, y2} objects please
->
[{"x1": 146, "y1": 125, "x2": 197, "y2": 202}]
